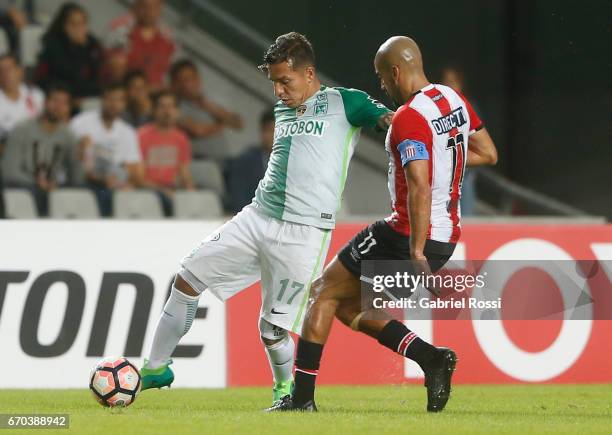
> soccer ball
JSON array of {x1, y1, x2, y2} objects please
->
[{"x1": 89, "y1": 356, "x2": 141, "y2": 407}]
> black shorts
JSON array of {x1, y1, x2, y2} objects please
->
[{"x1": 338, "y1": 220, "x2": 456, "y2": 278}]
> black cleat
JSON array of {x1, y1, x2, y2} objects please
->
[
  {"x1": 295, "y1": 400, "x2": 317, "y2": 412},
  {"x1": 423, "y1": 347, "x2": 457, "y2": 412},
  {"x1": 265, "y1": 395, "x2": 293, "y2": 412},
  {"x1": 265, "y1": 395, "x2": 318, "y2": 412}
]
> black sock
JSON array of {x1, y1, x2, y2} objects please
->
[
  {"x1": 292, "y1": 338, "x2": 323, "y2": 406},
  {"x1": 377, "y1": 320, "x2": 438, "y2": 368}
]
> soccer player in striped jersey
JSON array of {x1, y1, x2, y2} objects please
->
[
  {"x1": 268, "y1": 36, "x2": 498, "y2": 413},
  {"x1": 139, "y1": 32, "x2": 393, "y2": 404}
]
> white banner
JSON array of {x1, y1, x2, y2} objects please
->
[{"x1": 0, "y1": 220, "x2": 227, "y2": 388}]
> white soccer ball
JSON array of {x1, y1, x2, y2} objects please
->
[{"x1": 89, "y1": 356, "x2": 141, "y2": 407}]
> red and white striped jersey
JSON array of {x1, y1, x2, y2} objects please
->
[{"x1": 385, "y1": 83, "x2": 483, "y2": 243}]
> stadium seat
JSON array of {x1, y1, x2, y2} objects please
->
[
  {"x1": 4, "y1": 188, "x2": 38, "y2": 218},
  {"x1": 190, "y1": 160, "x2": 225, "y2": 194},
  {"x1": 20, "y1": 25, "x2": 44, "y2": 68},
  {"x1": 173, "y1": 190, "x2": 223, "y2": 219},
  {"x1": 113, "y1": 190, "x2": 163, "y2": 219},
  {"x1": 49, "y1": 188, "x2": 99, "y2": 219}
]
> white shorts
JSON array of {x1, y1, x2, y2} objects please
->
[{"x1": 180, "y1": 205, "x2": 332, "y2": 333}]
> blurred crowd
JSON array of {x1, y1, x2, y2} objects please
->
[
  {"x1": 0, "y1": 0, "x2": 480, "y2": 219},
  {"x1": 0, "y1": 0, "x2": 274, "y2": 218}
]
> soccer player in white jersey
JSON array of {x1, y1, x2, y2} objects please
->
[
  {"x1": 140, "y1": 32, "x2": 393, "y2": 403},
  {"x1": 269, "y1": 36, "x2": 498, "y2": 413}
]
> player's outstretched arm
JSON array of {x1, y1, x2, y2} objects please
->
[
  {"x1": 467, "y1": 128, "x2": 498, "y2": 166},
  {"x1": 404, "y1": 159, "x2": 431, "y2": 259}
]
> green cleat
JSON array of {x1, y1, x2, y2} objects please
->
[
  {"x1": 272, "y1": 379, "x2": 294, "y2": 404},
  {"x1": 140, "y1": 359, "x2": 174, "y2": 391}
]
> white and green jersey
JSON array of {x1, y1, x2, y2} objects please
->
[{"x1": 253, "y1": 86, "x2": 390, "y2": 229}]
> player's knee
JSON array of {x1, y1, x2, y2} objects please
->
[
  {"x1": 175, "y1": 267, "x2": 207, "y2": 297},
  {"x1": 310, "y1": 276, "x2": 328, "y2": 301},
  {"x1": 336, "y1": 302, "x2": 359, "y2": 327},
  {"x1": 311, "y1": 276, "x2": 340, "y2": 305},
  {"x1": 309, "y1": 281, "x2": 340, "y2": 313},
  {"x1": 259, "y1": 318, "x2": 288, "y2": 347},
  {"x1": 261, "y1": 335, "x2": 284, "y2": 347}
]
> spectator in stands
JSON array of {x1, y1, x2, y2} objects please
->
[
  {"x1": 70, "y1": 83, "x2": 141, "y2": 217},
  {"x1": 225, "y1": 108, "x2": 273, "y2": 213},
  {"x1": 105, "y1": 0, "x2": 175, "y2": 89},
  {"x1": 1, "y1": 84, "x2": 76, "y2": 216},
  {"x1": 441, "y1": 66, "x2": 478, "y2": 216},
  {"x1": 101, "y1": 46, "x2": 128, "y2": 86},
  {"x1": 35, "y1": 2, "x2": 103, "y2": 100},
  {"x1": 122, "y1": 69, "x2": 152, "y2": 128},
  {"x1": 138, "y1": 90, "x2": 194, "y2": 216},
  {"x1": 0, "y1": 53, "x2": 43, "y2": 214},
  {"x1": 170, "y1": 59, "x2": 244, "y2": 161},
  {"x1": 0, "y1": 0, "x2": 28, "y2": 56},
  {"x1": 0, "y1": 53, "x2": 44, "y2": 141}
]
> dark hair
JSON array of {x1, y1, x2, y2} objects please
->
[
  {"x1": 151, "y1": 90, "x2": 176, "y2": 109},
  {"x1": 101, "y1": 82, "x2": 125, "y2": 95},
  {"x1": 260, "y1": 108, "x2": 275, "y2": 127},
  {"x1": 170, "y1": 59, "x2": 198, "y2": 81},
  {"x1": 124, "y1": 69, "x2": 148, "y2": 87},
  {"x1": 44, "y1": 82, "x2": 71, "y2": 98},
  {"x1": 43, "y1": 2, "x2": 87, "y2": 43},
  {"x1": 259, "y1": 32, "x2": 315, "y2": 72}
]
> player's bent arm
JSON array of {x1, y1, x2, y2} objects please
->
[
  {"x1": 404, "y1": 159, "x2": 431, "y2": 259},
  {"x1": 179, "y1": 117, "x2": 225, "y2": 138},
  {"x1": 202, "y1": 98, "x2": 245, "y2": 130},
  {"x1": 336, "y1": 87, "x2": 391, "y2": 131},
  {"x1": 467, "y1": 128, "x2": 498, "y2": 166}
]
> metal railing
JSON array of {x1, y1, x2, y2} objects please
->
[{"x1": 475, "y1": 168, "x2": 594, "y2": 217}]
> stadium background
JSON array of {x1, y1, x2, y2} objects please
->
[
  {"x1": 198, "y1": 0, "x2": 612, "y2": 217},
  {"x1": 0, "y1": 0, "x2": 610, "y2": 391}
]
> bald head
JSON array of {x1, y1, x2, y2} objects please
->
[
  {"x1": 375, "y1": 36, "x2": 423, "y2": 74},
  {"x1": 374, "y1": 36, "x2": 429, "y2": 106}
]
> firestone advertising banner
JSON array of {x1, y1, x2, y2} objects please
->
[{"x1": 0, "y1": 221, "x2": 227, "y2": 388}]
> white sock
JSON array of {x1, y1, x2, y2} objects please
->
[
  {"x1": 264, "y1": 335, "x2": 295, "y2": 384},
  {"x1": 146, "y1": 286, "x2": 200, "y2": 369}
]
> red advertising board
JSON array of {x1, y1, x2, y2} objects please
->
[{"x1": 227, "y1": 224, "x2": 612, "y2": 385}]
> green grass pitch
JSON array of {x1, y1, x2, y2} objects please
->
[{"x1": 1, "y1": 385, "x2": 611, "y2": 434}]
